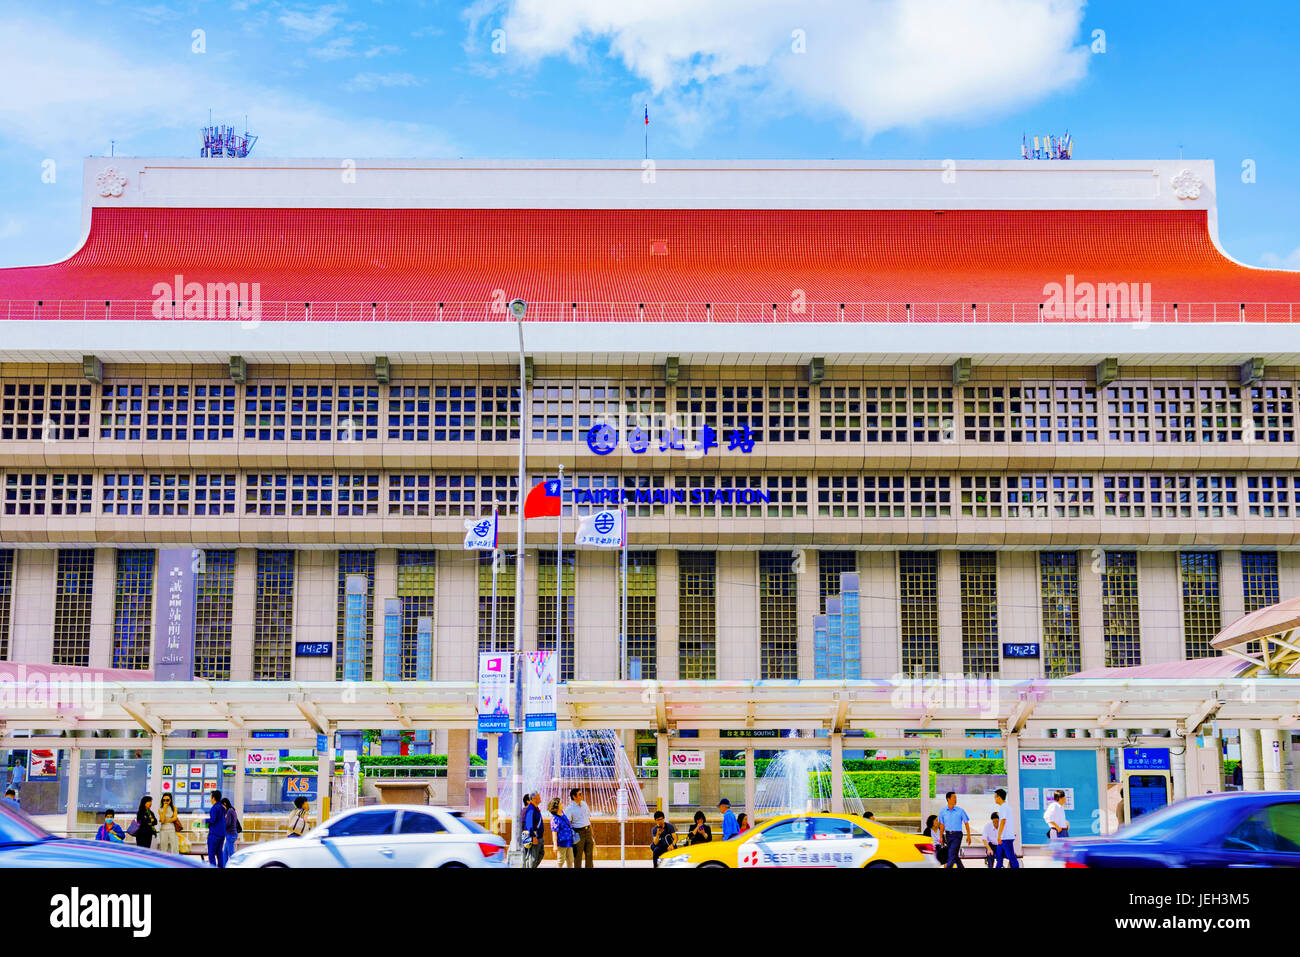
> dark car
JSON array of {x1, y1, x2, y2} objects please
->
[
  {"x1": 1053, "y1": 791, "x2": 1300, "y2": 868},
  {"x1": 0, "y1": 802, "x2": 200, "y2": 868}
]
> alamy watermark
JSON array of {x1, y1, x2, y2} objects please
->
[
  {"x1": 151, "y1": 274, "x2": 261, "y2": 323},
  {"x1": 0, "y1": 665, "x2": 105, "y2": 719},
  {"x1": 1041, "y1": 274, "x2": 1151, "y2": 322}
]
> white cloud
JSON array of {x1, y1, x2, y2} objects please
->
[
  {"x1": 0, "y1": 217, "x2": 23, "y2": 241},
  {"x1": 344, "y1": 72, "x2": 425, "y2": 92},
  {"x1": 1261, "y1": 247, "x2": 1300, "y2": 270},
  {"x1": 278, "y1": 3, "x2": 347, "y2": 42},
  {"x1": 310, "y1": 35, "x2": 356, "y2": 59},
  {"x1": 0, "y1": 15, "x2": 456, "y2": 157},
  {"x1": 365, "y1": 44, "x2": 401, "y2": 57},
  {"x1": 468, "y1": 0, "x2": 1091, "y2": 142}
]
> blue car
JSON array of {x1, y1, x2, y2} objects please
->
[
  {"x1": 1053, "y1": 791, "x2": 1300, "y2": 867},
  {"x1": 0, "y1": 803, "x2": 200, "y2": 868}
]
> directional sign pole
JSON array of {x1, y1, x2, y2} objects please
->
[
  {"x1": 621, "y1": 508, "x2": 629, "y2": 681},
  {"x1": 557, "y1": 464, "x2": 564, "y2": 677}
]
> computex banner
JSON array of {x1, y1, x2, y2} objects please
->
[
  {"x1": 477, "y1": 653, "x2": 510, "y2": 734},
  {"x1": 525, "y1": 650, "x2": 557, "y2": 732}
]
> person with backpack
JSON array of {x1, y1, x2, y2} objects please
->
[
  {"x1": 287, "y1": 796, "x2": 310, "y2": 837},
  {"x1": 221, "y1": 797, "x2": 242, "y2": 864},
  {"x1": 520, "y1": 791, "x2": 544, "y2": 868},
  {"x1": 548, "y1": 796, "x2": 575, "y2": 868},
  {"x1": 133, "y1": 795, "x2": 158, "y2": 849},
  {"x1": 650, "y1": 810, "x2": 677, "y2": 867},
  {"x1": 95, "y1": 809, "x2": 125, "y2": 842},
  {"x1": 206, "y1": 790, "x2": 228, "y2": 867}
]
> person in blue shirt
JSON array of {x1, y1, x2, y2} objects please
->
[
  {"x1": 718, "y1": 798, "x2": 739, "y2": 840},
  {"x1": 206, "y1": 790, "x2": 228, "y2": 868},
  {"x1": 547, "y1": 797, "x2": 576, "y2": 868},
  {"x1": 8, "y1": 759, "x2": 24, "y2": 791},
  {"x1": 936, "y1": 791, "x2": 972, "y2": 869},
  {"x1": 95, "y1": 809, "x2": 125, "y2": 842},
  {"x1": 2, "y1": 788, "x2": 19, "y2": 811}
]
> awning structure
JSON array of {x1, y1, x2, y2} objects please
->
[
  {"x1": 1212, "y1": 597, "x2": 1300, "y2": 676},
  {"x1": 3, "y1": 677, "x2": 1298, "y2": 745}
]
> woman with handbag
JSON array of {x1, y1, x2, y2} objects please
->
[
  {"x1": 133, "y1": 795, "x2": 158, "y2": 849},
  {"x1": 157, "y1": 792, "x2": 181, "y2": 854}
]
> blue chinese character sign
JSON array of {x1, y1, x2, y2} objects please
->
[
  {"x1": 575, "y1": 508, "x2": 626, "y2": 548},
  {"x1": 585, "y1": 419, "x2": 760, "y2": 457},
  {"x1": 463, "y1": 512, "x2": 498, "y2": 550}
]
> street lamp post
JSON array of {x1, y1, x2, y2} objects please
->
[{"x1": 508, "y1": 297, "x2": 528, "y2": 867}]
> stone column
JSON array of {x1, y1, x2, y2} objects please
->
[
  {"x1": 150, "y1": 734, "x2": 163, "y2": 804},
  {"x1": 998, "y1": 551, "x2": 1043, "y2": 678},
  {"x1": 9, "y1": 549, "x2": 56, "y2": 664},
  {"x1": 655, "y1": 549, "x2": 678, "y2": 680},
  {"x1": 232, "y1": 744, "x2": 247, "y2": 818},
  {"x1": 1240, "y1": 728, "x2": 1264, "y2": 791},
  {"x1": 860, "y1": 551, "x2": 900, "y2": 676},
  {"x1": 717, "y1": 551, "x2": 758, "y2": 679},
  {"x1": 1138, "y1": 551, "x2": 1182, "y2": 664},
  {"x1": 1078, "y1": 549, "x2": 1104, "y2": 671},
  {"x1": 796, "y1": 549, "x2": 819, "y2": 678},
  {"x1": 372, "y1": 549, "x2": 397, "y2": 679},
  {"x1": 435, "y1": 544, "x2": 478, "y2": 680},
  {"x1": 446, "y1": 728, "x2": 471, "y2": 809},
  {"x1": 657, "y1": 732, "x2": 670, "y2": 813},
  {"x1": 937, "y1": 551, "x2": 962, "y2": 674},
  {"x1": 486, "y1": 733, "x2": 500, "y2": 831},
  {"x1": 89, "y1": 548, "x2": 117, "y2": 670},
  {"x1": 65, "y1": 744, "x2": 81, "y2": 838},
  {"x1": 292, "y1": 551, "x2": 336, "y2": 680},
  {"x1": 1004, "y1": 734, "x2": 1020, "y2": 851},
  {"x1": 229, "y1": 548, "x2": 257, "y2": 680},
  {"x1": 830, "y1": 732, "x2": 844, "y2": 813},
  {"x1": 744, "y1": 747, "x2": 756, "y2": 818},
  {"x1": 919, "y1": 747, "x2": 932, "y2": 827},
  {"x1": 1261, "y1": 729, "x2": 1286, "y2": 791},
  {"x1": 698, "y1": 749, "x2": 721, "y2": 810},
  {"x1": 1170, "y1": 740, "x2": 1187, "y2": 802},
  {"x1": 576, "y1": 548, "x2": 617, "y2": 679},
  {"x1": 1219, "y1": 551, "x2": 1245, "y2": 629},
  {"x1": 1182, "y1": 732, "x2": 1199, "y2": 800}
]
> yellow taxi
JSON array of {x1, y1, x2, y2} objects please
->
[{"x1": 656, "y1": 812, "x2": 939, "y2": 868}]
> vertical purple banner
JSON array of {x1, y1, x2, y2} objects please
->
[{"x1": 154, "y1": 548, "x2": 198, "y2": 681}]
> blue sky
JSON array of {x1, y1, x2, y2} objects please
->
[{"x1": 0, "y1": 0, "x2": 1297, "y2": 269}]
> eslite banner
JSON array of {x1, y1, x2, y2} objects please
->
[
  {"x1": 525, "y1": 650, "x2": 557, "y2": 732},
  {"x1": 477, "y1": 653, "x2": 510, "y2": 734}
]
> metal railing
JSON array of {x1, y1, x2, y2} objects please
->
[{"x1": 0, "y1": 300, "x2": 1295, "y2": 323}]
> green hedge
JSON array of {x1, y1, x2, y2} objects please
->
[
  {"x1": 844, "y1": 759, "x2": 1006, "y2": 775},
  {"x1": 810, "y1": 771, "x2": 937, "y2": 799}
]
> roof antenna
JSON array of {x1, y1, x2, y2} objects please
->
[{"x1": 110, "y1": 140, "x2": 115, "y2": 157}]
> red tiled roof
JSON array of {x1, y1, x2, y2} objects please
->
[{"x1": 1, "y1": 206, "x2": 1298, "y2": 319}]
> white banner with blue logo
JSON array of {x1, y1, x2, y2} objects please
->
[
  {"x1": 575, "y1": 507, "x2": 626, "y2": 548},
  {"x1": 463, "y1": 512, "x2": 498, "y2": 550}
]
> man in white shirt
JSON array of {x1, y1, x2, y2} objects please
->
[
  {"x1": 1044, "y1": 789, "x2": 1070, "y2": 840},
  {"x1": 980, "y1": 813, "x2": 1000, "y2": 868},
  {"x1": 565, "y1": 787, "x2": 595, "y2": 868},
  {"x1": 992, "y1": 787, "x2": 1019, "y2": 868}
]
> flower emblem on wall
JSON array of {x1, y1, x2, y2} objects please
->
[
  {"x1": 1170, "y1": 168, "x2": 1203, "y2": 200},
  {"x1": 95, "y1": 167, "x2": 128, "y2": 198}
]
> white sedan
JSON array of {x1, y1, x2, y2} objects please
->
[{"x1": 227, "y1": 805, "x2": 506, "y2": 868}]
